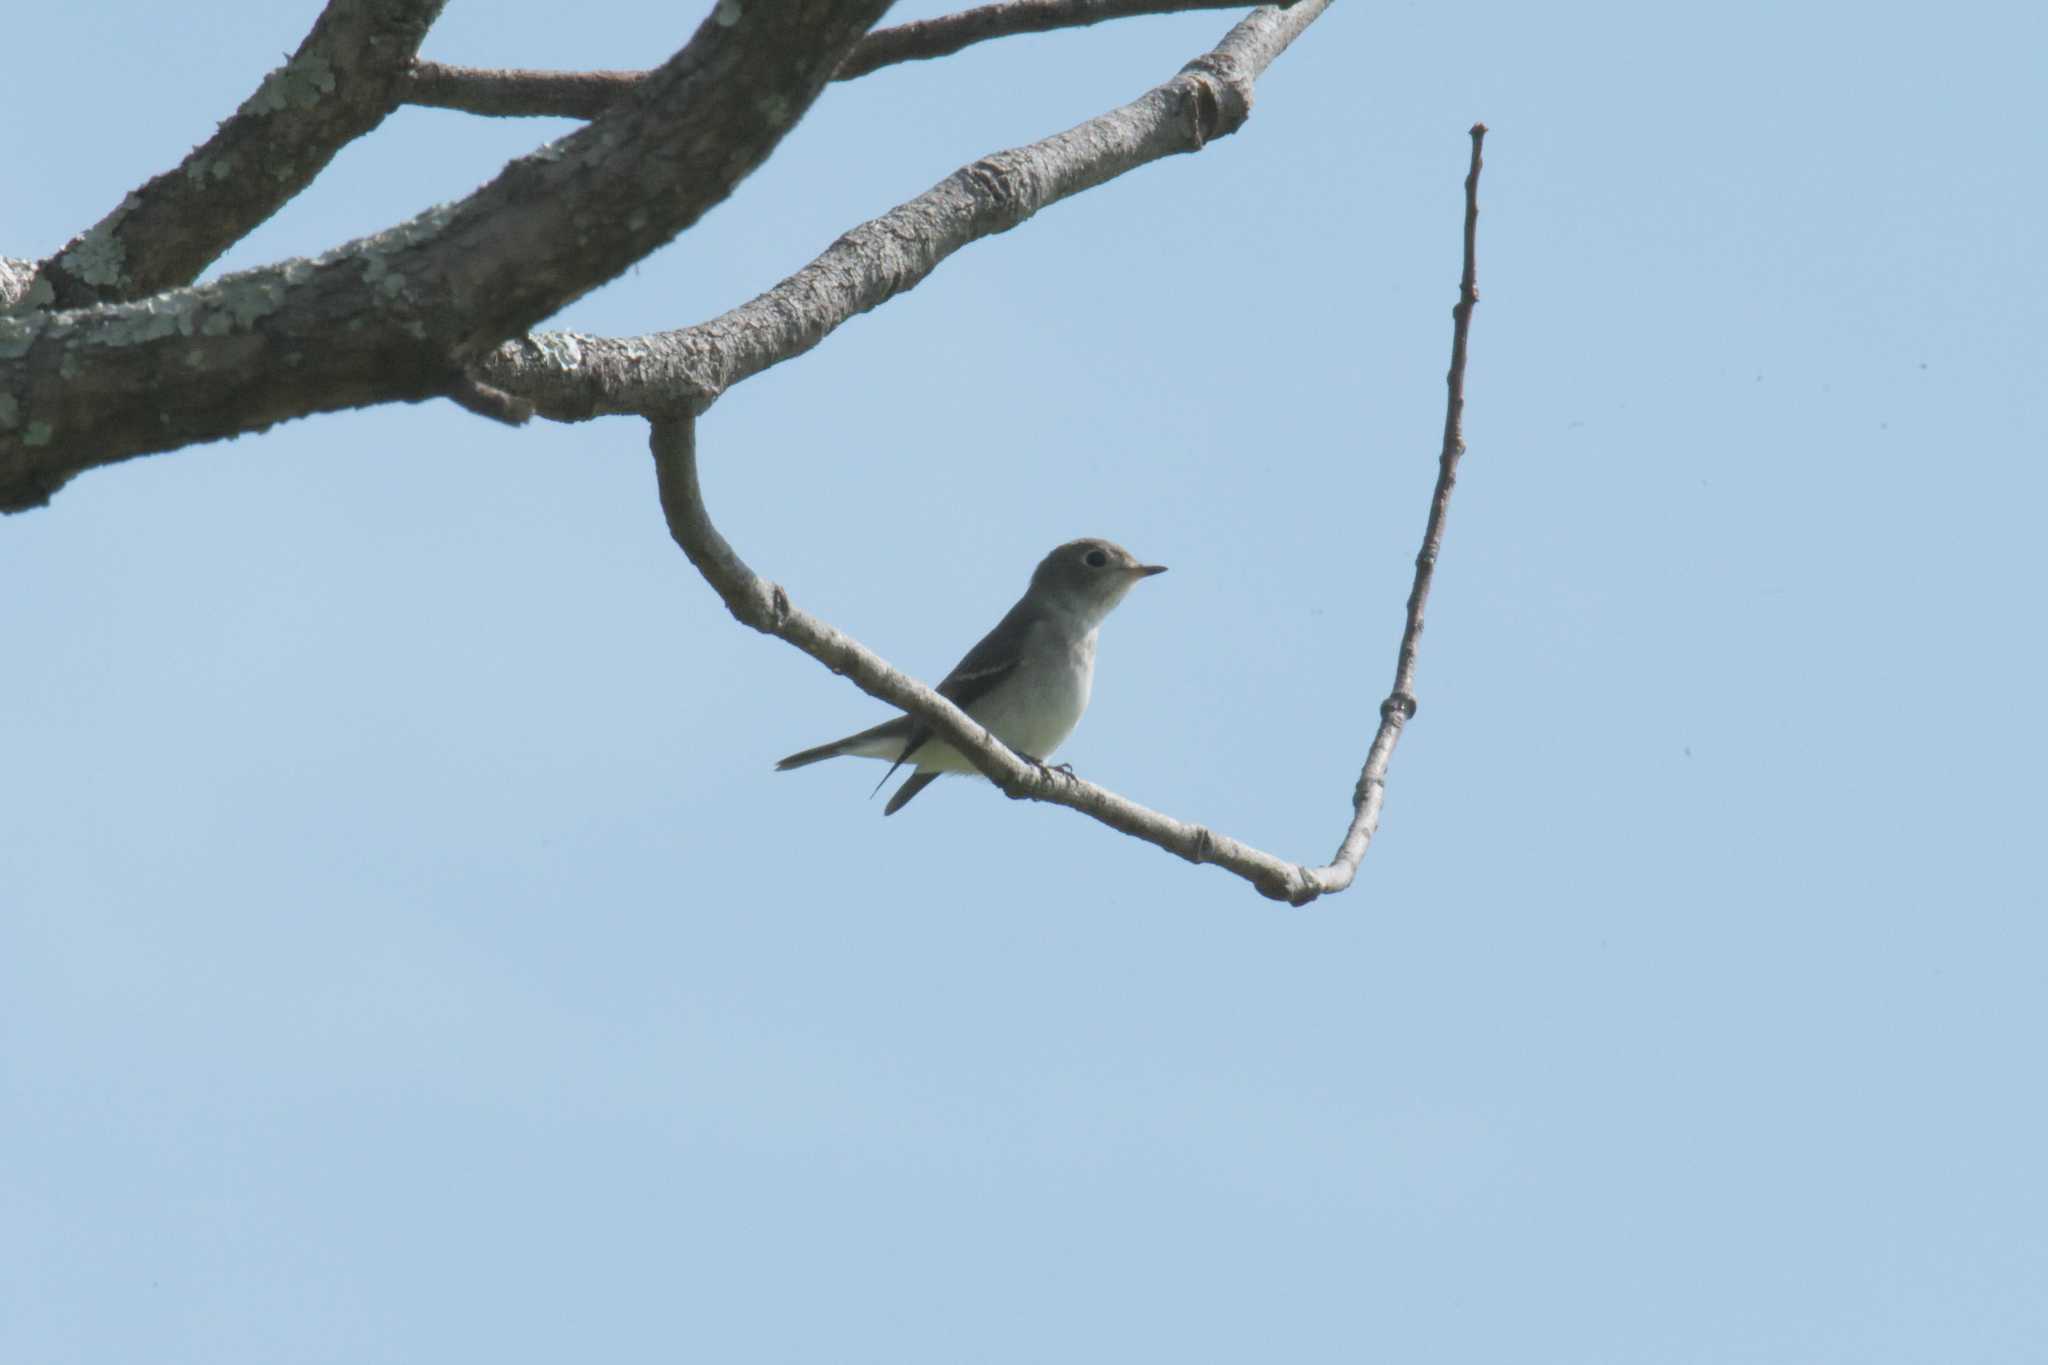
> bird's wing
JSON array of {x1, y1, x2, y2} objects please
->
[
  {"x1": 882, "y1": 770, "x2": 943, "y2": 816},
  {"x1": 873, "y1": 597, "x2": 1034, "y2": 790}
]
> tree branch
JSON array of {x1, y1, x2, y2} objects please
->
[
  {"x1": 0, "y1": 0, "x2": 892, "y2": 512},
  {"x1": 649, "y1": 125, "x2": 1485, "y2": 904},
  {"x1": 478, "y1": 0, "x2": 1330, "y2": 421},
  {"x1": 406, "y1": 62, "x2": 643, "y2": 121},
  {"x1": 649, "y1": 415, "x2": 1324, "y2": 903},
  {"x1": 406, "y1": 0, "x2": 1258, "y2": 121},
  {"x1": 1319, "y1": 123, "x2": 1488, "y2": 883},
  {"x1": 22, "y1": 0, "x2": 448, "y2": 312},
  {"x1": 655, "y1": 122, "x2": 1490, "y2": 900},
  {"x1": 840, "y1": 0, "x2": 1262, "y2": 77}
]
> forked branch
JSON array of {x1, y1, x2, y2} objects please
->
[
  {"x1": 0, "y1": 0, "x2": 890, "y2": 511},
  {"x1": 654, "y1": 126, "x2": 1489, "y2": 904},
  {"x1": 479, "y1": 0, "x2": 1332, "y2": 421},
  {"x1": 408, "y1": 0, "x2": 1261, "y2": 120},
  {"x1": 25, "y1": 0, "x2": 448, "y2": 311}
]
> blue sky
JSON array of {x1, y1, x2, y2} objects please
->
[{"x1": 5, "y1": 1, "x2": 2045, "y2": 1360}]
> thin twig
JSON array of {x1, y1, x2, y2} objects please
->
[
  {"x1": 405, "y1": 0, "x2": 1256, "y2": 120},
  {"x1": 838, "y1": 0, "x2": 1259, "y2": 79},
  {"x1": 1319, "y1": 123, "x2": 1488, "y2": 885}
]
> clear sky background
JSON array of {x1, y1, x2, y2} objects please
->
[{"x1": 5, "y1": 1, "x2": 2044, "y2": 1360}]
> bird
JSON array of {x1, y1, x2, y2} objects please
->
[{"x1": 775, "y1": 538, "x2": 1167, "y2": 814}]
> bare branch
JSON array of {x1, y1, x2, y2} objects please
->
[
  {"x1": 406, "y1": 0, "x2": 1259, "y2": 121},
  {"x1": 480, "y1": 0, "x2": 1331, "y2": 420},
  {"x1": 0, "y1": 0, "x2": 891, "y2": 512},
  {"x1": 1316, "y1": 123, "x2": 1488, "y2": 889},
  {"x1": 406, "y1": 62, "x2": 641, "y2": 121},
  {"x1": 841, "y1": 0, "x2": 1258, "y2": 78},
  {"x1": 25, "y1": 0, "x2": 448, "y2": 311},
  {"x1": 649, "y1": 125, "x2": 1487, "y2": 905},
  {"x1": 649, "y1": 415, "x2": 1324, "y2": 903}
]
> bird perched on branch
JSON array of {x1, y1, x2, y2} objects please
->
[{"x1": 775, "y1": 537, "x2": 1167, "y2": 814}]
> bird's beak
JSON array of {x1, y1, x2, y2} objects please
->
[{"x1": 1134, "y1": 563, "x2": 1168, "y2": 577}]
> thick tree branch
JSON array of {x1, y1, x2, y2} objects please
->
[
  {"x1": 406, "y1": 0, "x2": 1257, "y2": 120},
  {"x1": 21, "y1": 0, "x2": 448, "y2": 312},
  {"x1": 650, "y1": 126, "x2": 1486, "y2": 905},
  {"x1": 479, "y1": 0, "x2": 1330, "y2": 421},
  {"x1": 0, "y1": 0, "x2": 893, "y2": 512},
  {"x1": 407, "y1": 62, "x2": 644, "y2": 121}
]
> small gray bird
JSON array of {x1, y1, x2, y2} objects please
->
[{"x1": 775, "y1": 538, "x2": 1167, "y2": 815}]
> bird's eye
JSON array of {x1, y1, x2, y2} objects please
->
[{"x1": 1084, "y1": 549, "x2": 1109, "y2": 568}]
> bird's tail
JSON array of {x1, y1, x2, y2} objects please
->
[
  {"x1": 775, "y1": 716, "x2": 913, "y2": 773},
  {"x1": 774, "y1": 739, "x2": 853, "y2": 771}
]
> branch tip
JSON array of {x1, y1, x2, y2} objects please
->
[
  {"x1": 446, "y1": 375, "x2": 534, "y2": 426},
  {"x1": 1315, "y1": 126, "x2": 1488, "y2": 889}
]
